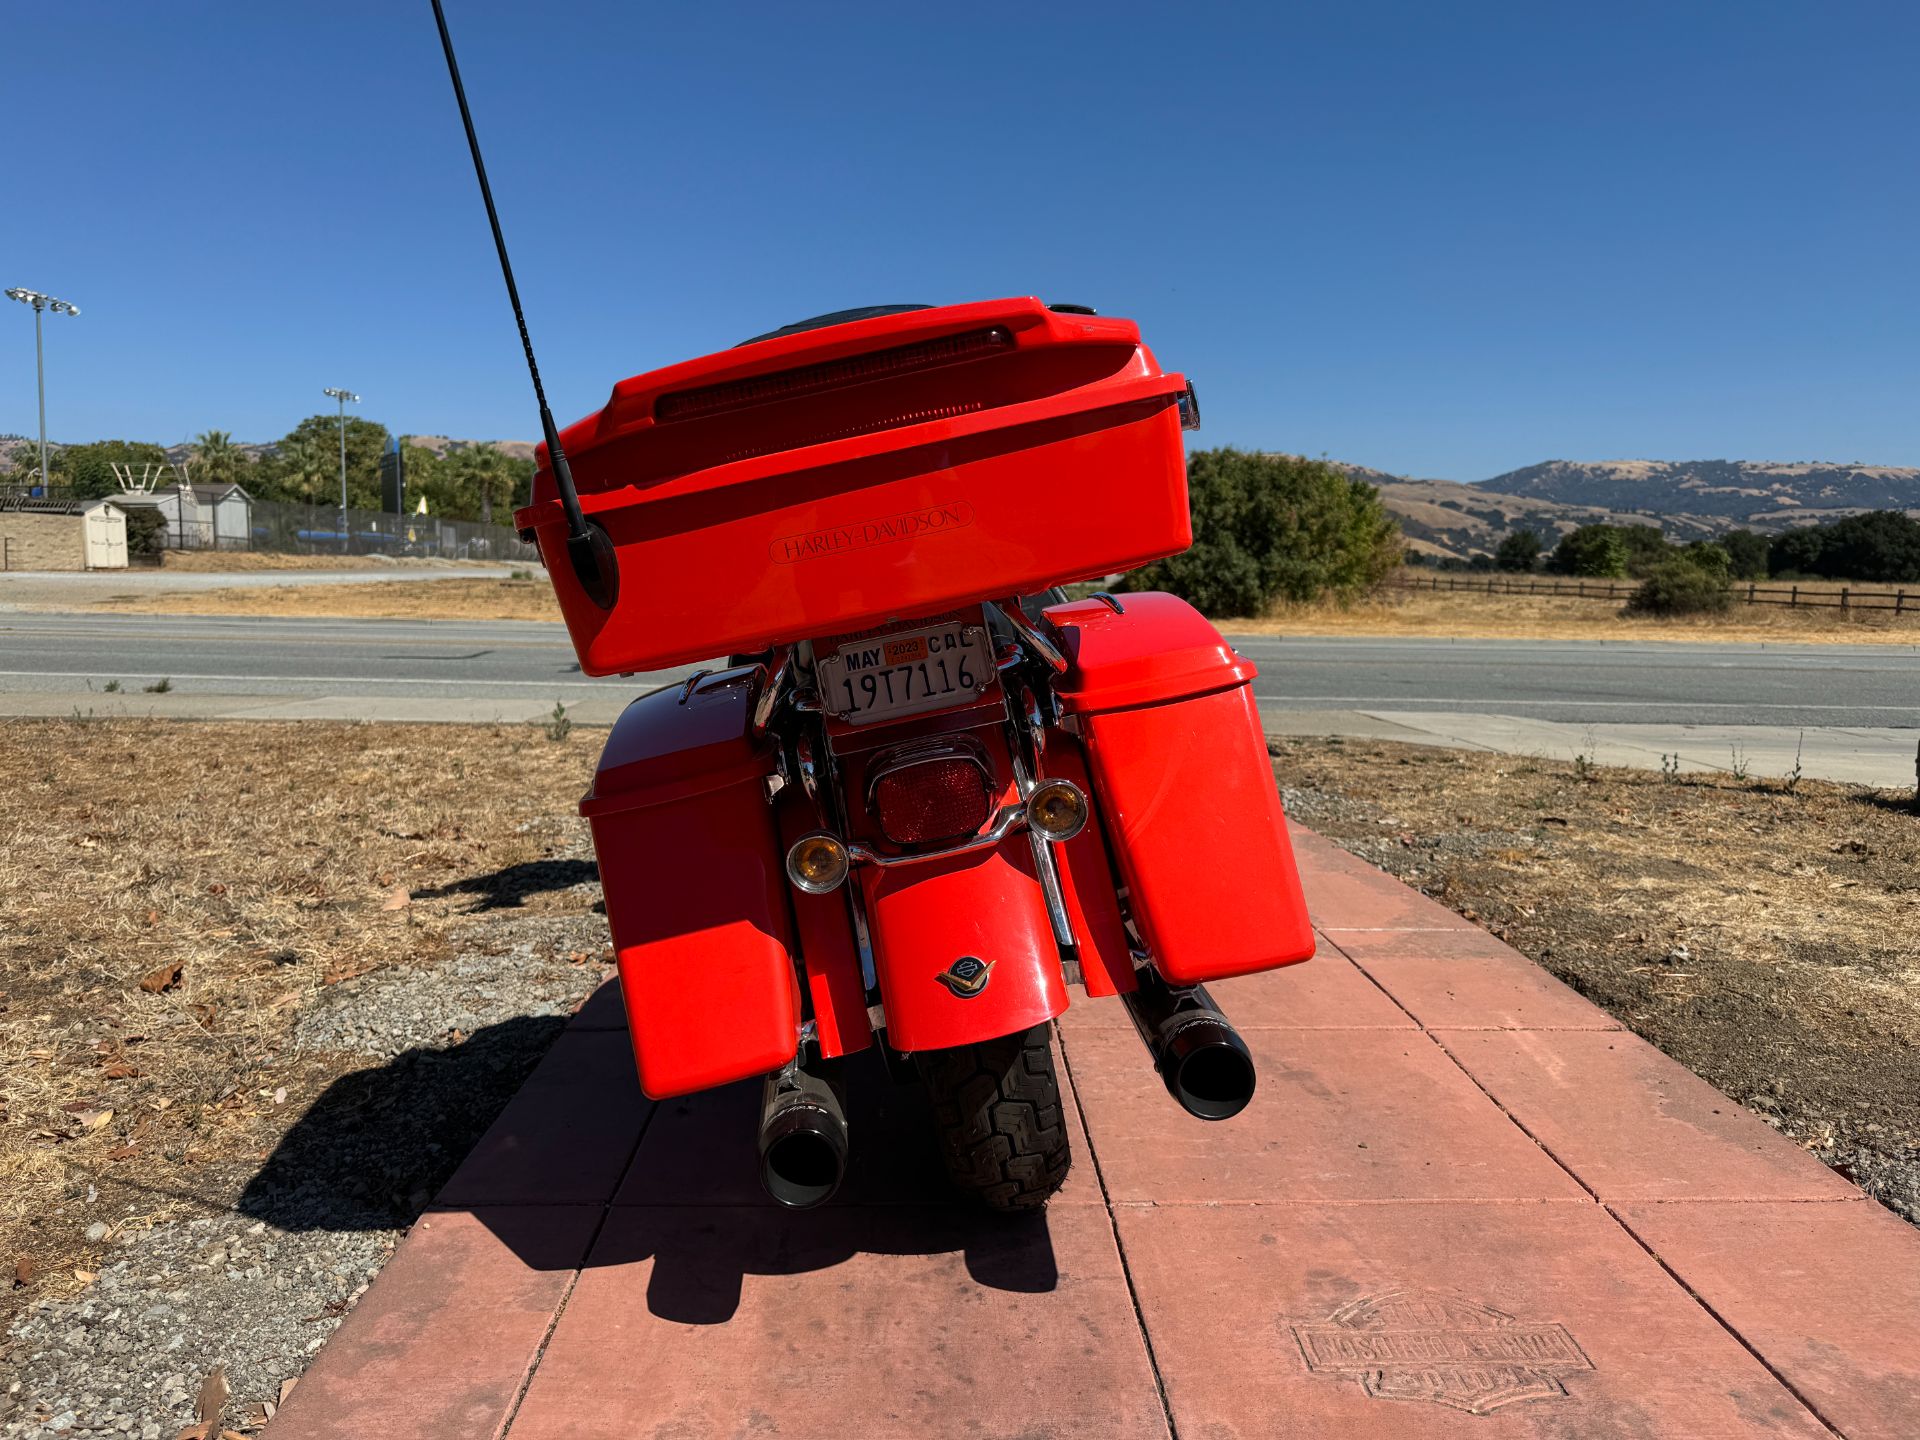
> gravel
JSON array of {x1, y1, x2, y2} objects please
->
[
  {"x1": 4, "y1": 1219, "x2": 396, "y2": 1438},
  {"x1": 3, "y1": 863, "x2": 609, "y2": 1435}
]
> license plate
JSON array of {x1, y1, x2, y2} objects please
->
[{"x1": 817, "y1": 622, "x2": 996, "y2": 725}]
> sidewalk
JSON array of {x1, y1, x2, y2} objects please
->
[
  {"x1": 262, "y1": 829, "x2": 1920, "y2": 1439},
  {"x1": 1261, "y1": 707, "x2": 1918, "y2": 790}
]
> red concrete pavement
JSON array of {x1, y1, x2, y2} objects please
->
[{"x1": 266, "y1": 829, "x2": 1920, "y2": 1439}]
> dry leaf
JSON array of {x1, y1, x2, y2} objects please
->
[
  {"x1": 194, "y1": 1366, "x2": 230, "y2": 1426},
  {"x1": 380, "y1": 885, "x2": 412, "y2": 912},
  {"x1": 73, "y1": 1268, "x2": 96, "y2": 1283},
  {"x1": 278, "y1": 1377, "x2": 298, "y2": 1405},
  {"x1": 172, "y1": 1425, "x2": 210, "y2": 1440},
  {"x1": 103, "y1": 1063, "x2": 141, "y2": 1080},
  {"x1": 12, "y1": 1255, "x2": 31, "y2": 1288},
  {"x1": 143, "y1": 908, "x2": 161, "y2": 926},
  {"x1": 321, "y1": 960, "x2": 377, "y2": 986},
  {"x1": 139, "y1": 959, "x2": 184, "y2": 994},
  {"x1": 76, "y1": 1108, "x2": 114, "y2": 1130},
  {"x1": 206, "y1": 882, "x2": 228, "y2": 896}
]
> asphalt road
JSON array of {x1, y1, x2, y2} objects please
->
[{"x1": 1, "y1": 613, "x2": 1915, "y2": 727}]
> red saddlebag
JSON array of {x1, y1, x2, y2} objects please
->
[
  {"x1": 581, "y1": 669, "x2": 799, "y2": 1098},
  {"x1": 1047, "y1": 593, "x2": 1314, "y2": 983}
]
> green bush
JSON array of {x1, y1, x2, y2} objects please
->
[
  {"x1": 1123, "y1": 449, "x2": 1402, "y2": 616},
  {"x1": 1720, "y1": 529, "x2": 1769, "y2": 580},
  {"x1": 1767, "y1": 511, "x2": 1920, "y2": 583},
  {"x1": 1548, "y1": 525, "x2": 1630, "y2": 578},
  {"x1": 1626, "y1": 559, "x2": 1733, "y2": 616},
  {"x1": 121, "y1": 507, "x2": 168, "y2": 562},
  {"x1": 1494, "y1": 530, "x2": 1542, "y2": 572},
  {"x1": 1681, "y1": 540, "x2": 1732, "y2": 578}
]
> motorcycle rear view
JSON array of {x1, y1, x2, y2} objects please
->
[{"x1": 432, "y1": 8, "x2": 1314, "y2": 1214}]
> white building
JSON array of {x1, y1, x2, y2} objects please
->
[{"x1": 111, "y1": 482, "x2": 253, "y2": 550}]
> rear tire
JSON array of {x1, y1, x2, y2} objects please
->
[{"x1": 915, "y1": 1024, "x2": 1071, "y2": 1212}]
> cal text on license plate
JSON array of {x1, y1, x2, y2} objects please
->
[{"x1": 817, "y1": 623, "x2": 994, "y2": 724}]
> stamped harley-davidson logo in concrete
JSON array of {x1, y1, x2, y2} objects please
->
[
  {"x1": 1291, "y1": 1289, "x2": 1592, "y2": 1414},
  {"x1": 771, "y1": 501, "x2": 975, "y2": 564}
]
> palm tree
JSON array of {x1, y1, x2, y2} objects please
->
[
  {"x1": 454, "y1": 444, "x2": 512, "y2": 524},
  {"x1": 275, "y1": 436, "x2": 330, "y2": 505},
  {"x1": 195, "y1": 429, "x2": 239, "y2": 485}
]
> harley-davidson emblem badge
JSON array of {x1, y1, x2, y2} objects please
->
[
  {"x1": 934, "y1": 956, "x2": 994, "y2": 998},
  {"x1": 1291, "y1": 1289, "x2": 1592, "y2": 1415}
]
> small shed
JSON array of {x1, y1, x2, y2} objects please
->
[
  {"x1": 0, "y1": 497, "x2": 129, "y2": 570},
  {"x1": 191, "y1": 483, "x2": 253, "y2": 548}
]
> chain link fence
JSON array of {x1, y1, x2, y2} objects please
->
[{"x1": 245, "y1": 499, "x2": 540, "y2": 562}]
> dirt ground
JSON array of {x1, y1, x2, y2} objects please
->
[
  {"x1": 1234, "y1": 588, "x2": 1920, "y2": 645},
  {"x1": 92, "y1": 575, "x2": 559, "y2": 622},
  {"x1": 98, "y1": 574, "x2": 1920, "y2": 645},
  {"x1": 0, "y1": 720, "x2": 607, "y2": 1433},
  {"x1": 153, "y1": 553, "x2": 497, "y2": 574},
  {"x1": 1271, "y1": 737, "x2": 1920, "y2": 1223}
]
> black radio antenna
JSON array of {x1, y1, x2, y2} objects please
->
[{"x1": 429, "y1": 0, "x2": 618, "y2": 610}]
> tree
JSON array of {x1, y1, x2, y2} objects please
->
[
  {"x1": 1548, "y1": 525, "x2": 1629, "y2": 578},
  {"x1": 254, "y1": 414, "x2": 392, "y2": 509},
  {"x1": 1720, "y1": 529, "x2": 1769, "y2": 580},
  {"x1": 1767, "y1": 511, "x2": 1920, "y2": 583},
  {"x1": 1122, "y1": 448, "x2": 1402, "y2": 616},
  {"x1": 1680, "y1": 541, "x2": 1732, "y2": 578},
  {"x1": 1494, "y1": 530, "x2": 1542, "y2": 572},
  {"x1": 447, "y1": 444, "x2": 518, "y2": 525},
  {"x1": 264, "y1": 435, "x2": 333, "y2": 505},
  {"x1": 53, "y1": 440, "x2": 170, "y2": 500},
  {"x1": 1618, "y1": 524, "x2": 1670, "y2": 576},
  {"x1": 194, "y1": 430, "x2": 241, "y2": 486}
]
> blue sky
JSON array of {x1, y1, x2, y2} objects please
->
[{"x1": 5, "y1": 1, "x2": 1915, "y2": 480}]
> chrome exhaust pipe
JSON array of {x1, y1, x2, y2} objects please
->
[
  {"x1": 758, "y1": 1062, "x2": 848, "y2": 1208},
  {"x1": 1121, "y1": 970, "x2": 1257, "y2": 1121}
]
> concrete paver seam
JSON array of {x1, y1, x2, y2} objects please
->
[
  {"x1": 1053, "y1": 1027, "x2": 1180, "y2": 1440},
  {"x1": 1603, "y1": 1204, "x2": 1848, "y2": 1439},
  {"x1": 496, "y1": 1062, "x2": 661, "y2": 1439}
]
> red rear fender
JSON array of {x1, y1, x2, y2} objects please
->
[{"x1": 859, "y1": 836, "x2": 1067, "y2": 1055}]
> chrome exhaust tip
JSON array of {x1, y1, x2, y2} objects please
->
[
  {"x1": 1121, "y1": 972, "x2": 1257, "y2": 1121},
  {"x1": 758, "y1": 1063, "x2": 848, "y2": 1208}
]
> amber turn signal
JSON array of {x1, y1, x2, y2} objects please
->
[
  {"x1": 785, "y1": 831, "x2": 851, "y2": 894},
  {"x1": 1025, "y1": 779, "x2": 1088, "y2": 842}
]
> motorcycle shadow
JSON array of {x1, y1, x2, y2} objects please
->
[
  {"x1": 237, "y1": 1015, "x2": 1060, "y2": 1326},
  {"x1": 585, "y1": 1046, "x2": 1062, "y2": 1324}
]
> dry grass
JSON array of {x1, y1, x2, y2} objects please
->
[
  {"x1": 94, "y1": 576, "x2": 561, "y2": 622},
  {"x1": 101, "y1": 571, "x2": 1920, "y2": 647},
  {"x1": 0, "y1": 719, "x2": 597, "y2": 1327},
  {"x1": 1275, "y1": 737, "x2": 1920, "y2": 1218},
  {"x1": 1231, "y1": 589, "x2": 1920, "y2": 645},
  {"x1": 154, "y1": 552, "x2": 496, "y2": 574}
]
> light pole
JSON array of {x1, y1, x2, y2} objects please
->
[
  {"x1": 5, "y1": 288, "x2": 81, "y2": 492},
  {"x1": 322, "y1": 386, "x2": 359, "y2": 549}
]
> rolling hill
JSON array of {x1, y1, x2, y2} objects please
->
[{"x1": 1328, "y1": 459, "x2": 1920, "y2": 563}]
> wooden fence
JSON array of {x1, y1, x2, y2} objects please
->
[{"x1": 1392, "y1": 572, "x2": 1915, "y2": 614}]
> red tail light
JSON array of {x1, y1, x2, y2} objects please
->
[{"x1": 872, "y1": 758, "x2": 992, "y2": 846}]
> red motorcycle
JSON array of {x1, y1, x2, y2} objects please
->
[
  {"x1": 516, "y1": 299, "x2": 1317, "y2": 1208},
  {"x1": 428, "y1": 5, "x2": 1312, "y2": 1213}
]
